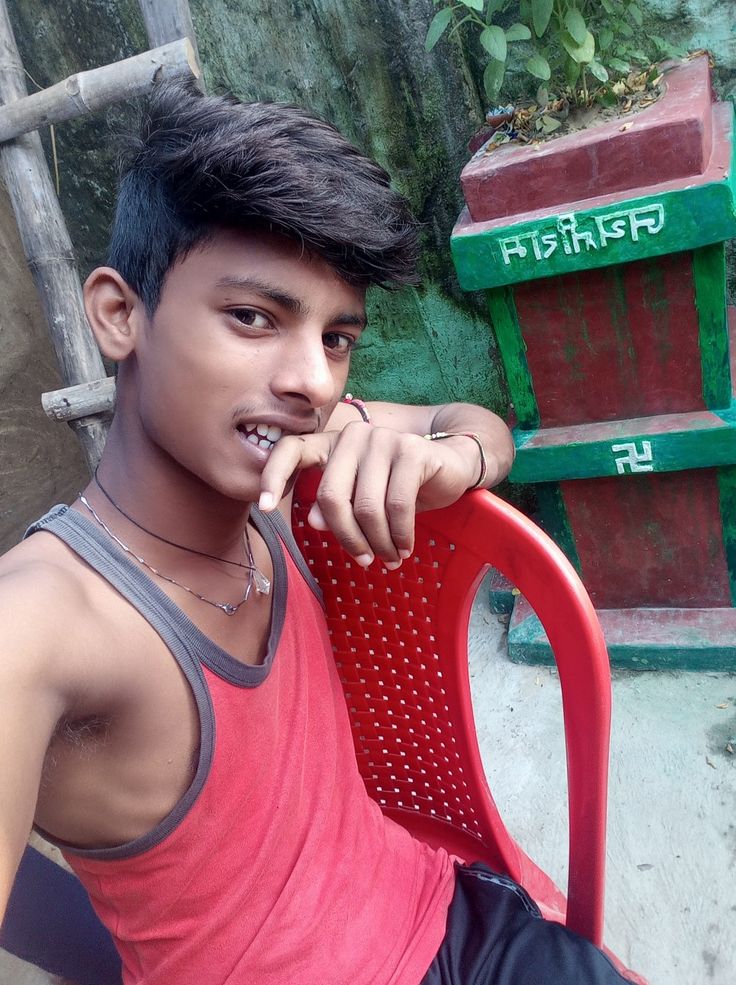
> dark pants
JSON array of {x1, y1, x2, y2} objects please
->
[
  {"x1": 0, "y1": 846, "x2": 122, "y2": 985},
  {"x1": 422, "y1": 863, "x2": 633, "y2": 985}
]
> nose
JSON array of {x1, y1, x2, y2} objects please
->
[{"x1": 271, "y1": 329, "x2": 336, "y2": 409}]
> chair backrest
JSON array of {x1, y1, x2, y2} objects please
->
[{"x1": 292, "y1": 472, "x2": 612, "y2": 946}]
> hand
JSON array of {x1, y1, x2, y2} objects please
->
[{"x1": 258, "y1": 422, "x2": 480, "y2": 567}]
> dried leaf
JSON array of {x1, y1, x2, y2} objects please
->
[
  {"x1": 541, "y1": 114, "x2": 562, "y2": 133},
  {"x1": 716, "y1": 702, "x2": 729, "y2": 709},
  {"x1": 619, "y1": 122, "x2": 633, "y2": 131},
  {"x1": 726, "y1": 744, "x2": 734, "y2": 755},
  {"x1": 705, "y1": 756, "x2": 716, "y2": 769}
]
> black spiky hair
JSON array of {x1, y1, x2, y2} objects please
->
[{"x1": 106, "y1": 81, "x2": 419, "y2": 312}]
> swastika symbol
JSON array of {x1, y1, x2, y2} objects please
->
[{"x1": 611, "y1": 440, "x2": 654, "y2": 474}]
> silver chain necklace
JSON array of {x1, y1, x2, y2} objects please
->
[{"x1": 78, "y1": 494, "x2": 271, "y2": 616}]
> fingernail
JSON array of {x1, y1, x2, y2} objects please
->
[
  {"x1": 355, "y1": 554, "x2": 373, "y2": 568},
  {"x1": 384, "y1": 559, "x2": 402, "y2": 571},
  {"x1": 308, "y1": 506, "x2": 328, "y2": 530},
  {"x1": 399, "y1": 549, "x2": 412, "y2": 560},
  {"x1": 259, "y1": 492, "x2": 275, "y2": 511}
]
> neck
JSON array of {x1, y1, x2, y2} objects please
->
[{"x1": 89, "y1": 418, "x2": 253, "y2": 561}]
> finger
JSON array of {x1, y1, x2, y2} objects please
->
[
  {"x1": 382, "y1": 454, "x2": 425, "y2": 560},
  {"x1": 349, "y1": 444, "x2": 402, "y2": 563},
  {"x1": 258, "y1": 433, "x2": 334, "y2": 511},
  {"x1": 306, "y1": 502, "x2": 329, "y2": 530},
  {"x1": 313, "y1": 432, "x2": 379, "y2": 564}
]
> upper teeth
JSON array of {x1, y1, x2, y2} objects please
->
[
  {"x1": 243, "y1": 423, "x2": 282, "y2": 448},
  {"x1": 256, "y1": 424, "x2": 282, "y2": 441}
]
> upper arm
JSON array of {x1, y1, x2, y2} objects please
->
[{"x1": 0, "y1": 565, "x2": 75, "y2": 921}]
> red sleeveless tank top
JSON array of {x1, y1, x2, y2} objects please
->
[{"x1": 32, "y1": 505, "x2": 456, "y2": 985}]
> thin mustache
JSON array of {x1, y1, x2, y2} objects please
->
[{"x1": 230, "y1": 406, "x2": 324, "y2": 432}]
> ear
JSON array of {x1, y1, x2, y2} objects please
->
[{"x1": 83, "y1": 267, "x2": 146, "y2": 361}]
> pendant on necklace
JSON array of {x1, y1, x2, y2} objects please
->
[{"x1": 253, "y1": 568, "x2": 271, "y2": 596}]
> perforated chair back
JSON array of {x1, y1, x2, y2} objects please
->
[{"x1": 292, "y1": 472, "x2": 612, "y2": 946}]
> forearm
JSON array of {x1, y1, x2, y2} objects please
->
[{"x1": 425, "y1": 403, "x2": 515, "y2": 489}]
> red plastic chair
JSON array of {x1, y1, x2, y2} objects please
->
[{"x1": 293, "y1": 472, "x2": 645, "y2": 982}]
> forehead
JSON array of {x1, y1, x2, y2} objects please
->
[{"x1": 162, "y1": 227, "x2": 367, "y2": 312}]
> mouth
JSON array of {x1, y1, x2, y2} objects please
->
[{"x1": 236, "y1": 422, "x2": 283, "y2": 453}]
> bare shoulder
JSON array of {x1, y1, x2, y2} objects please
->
[
  {"x1": 0, "y1": 532, "x2": 110, "y2": 704},
  {"x1": 0, "y1": 531, "x2": 90, "y2": 631}
]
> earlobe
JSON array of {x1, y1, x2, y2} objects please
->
[{"x1": 83, "y1": 266, "x2": 144, "y2": 361}]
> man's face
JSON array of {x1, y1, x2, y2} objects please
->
[{"x1": 126, "y1": 228, "x2": 367, "y2": 501}]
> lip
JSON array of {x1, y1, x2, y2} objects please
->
[{"x1": 235, "y1": 427, "x2": 276, "y2": 461}]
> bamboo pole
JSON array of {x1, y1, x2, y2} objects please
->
[
  {"x1": 0, "y1": 38, "x2": 199, "y2": 144},
  {"x1": 0, "y1": 0, "x2": 107, "y2": 467},
  {"x1": 42, "y1": 377, "x2": 116, "y2": 422},
  {"x1": 139, "y1": 0, "x2": 201, "y2": 69}
]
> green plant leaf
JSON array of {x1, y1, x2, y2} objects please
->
[
  {"x1": 458, "y1": 0, "x2": 484, "y2": 10},
  {"x1": 425, "y1": 8, "x2": 453, "y2": 52},
  {"x1": 596, "y1": 86, "x2": 618, "y2": 107},
  {"x1": 608, "y1": 56, "x2": 631, "y2": 73},
  {"x1": 505, "y1": 22, "x2": 532, "y2": 41},
  {"x1": 598, "y1": 27, "x2": 613, "y2": 51},
  {"x1": 531, "y1": 0, "x2": 553, "y2": 38},
  {"x1": 649, "y1": 34, "x2": 677, "y2": 54},
  {"x1": 483, "y1": 58, "x2": 506, "y2": 101},
  {"x1": 564, "y1": 9, "x2": 588, "y2": 45},
  {"x1": 565, "y1": 56, "x2": 581, "y2": 86},
  {"x1": 561, "y1": 29, "x2": 595, "y2": 64},
  {"x1": 628, "y1": 3, "x2": 644, "y2": 26},
  {"x1": 618, "y1": 20, "x2": 634, "y2": 37},
  {"x1": 588, "y1": 59, "x2": 609, "y2": 82},
  {"x1": 526, "y1": 52, "x2": 551, "y2": 80},
  {"x1": 481, "y1": 25, "x2": 508, "y2": 61},
  {"x1": 537, "y1": 84, "x2": 549, "y2": 106}
]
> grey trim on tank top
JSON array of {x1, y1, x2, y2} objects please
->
[
  {"x1": 265, "y1": 505, "x2": 323, "y2": 604},
  {"x1": 23, "y1": 502, "x2": 322, "y2": 860}
]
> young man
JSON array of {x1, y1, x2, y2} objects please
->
[{"x1": 0, "y1": 84, "x2": 633, "y2": 984}]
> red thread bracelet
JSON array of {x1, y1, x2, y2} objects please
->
[{"x1": 342, "y1": 393, "x2": 371, "y2": 424}]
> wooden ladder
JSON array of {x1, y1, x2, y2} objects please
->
[{"x1": 0, "y1": 0, "x2": 201, "y2": 471}]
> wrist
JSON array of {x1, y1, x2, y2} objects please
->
[{"x1": 423, "y1": 431, "x2": 488, "y2": 490}]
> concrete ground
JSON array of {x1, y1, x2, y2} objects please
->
[
  {"x1": 468, "y1": 597, "x2": 736, "y2": 985},
  {"x1": 2, "y1": 584, "x2": 734, "y2": 984}
]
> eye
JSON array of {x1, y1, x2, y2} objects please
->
[
  {"x1": 323, "y1": 332, "x2": 357, "y2": 355},
  {"x1": 229, "y1": 308, "x2": 271, "y2": 330}
]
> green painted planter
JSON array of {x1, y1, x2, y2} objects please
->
[{"x1": 452, "y1": 56, "x2": 736, "y2": 670}]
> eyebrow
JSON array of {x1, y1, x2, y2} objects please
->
[
  {"x1": 215, "y1": 274, "x2": 368, "y2": 330},
  {"x1": 215, "y1": 275, "x2": 306, "y2": 315}
]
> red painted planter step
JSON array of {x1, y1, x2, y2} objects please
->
[
  {"x1": 510, "y1": 595, "x2": 736, "y2": 670},
  {"x1": 461, "y1": 56, "x2": 714, "y2": 224},
  {"x1": 521, "y1": 409, "x2": 730, "y2": 449}
]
